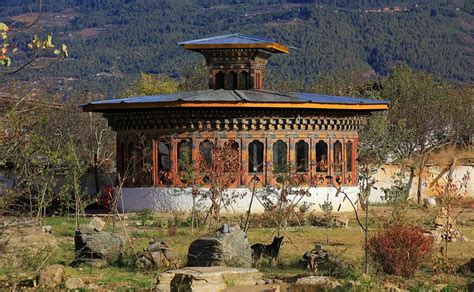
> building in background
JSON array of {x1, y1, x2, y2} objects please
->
[{"x1": 82, "y1": 34, "x2": 389, "y2": 212}]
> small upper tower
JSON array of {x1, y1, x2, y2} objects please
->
[{"x1": 178, "y1": 34, "x2": 289, "y2": 90}]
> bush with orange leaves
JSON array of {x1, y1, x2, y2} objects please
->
[{"x1": 368, "y1": 224, "x2": 434, "y2": 277}]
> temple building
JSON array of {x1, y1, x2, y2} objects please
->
[{"x1": 82, "y1": 34, "x2": 389, "y2": 212}]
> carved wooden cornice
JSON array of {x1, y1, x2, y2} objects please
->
[{"x1": 104, "y1": 109, "x2": 367, "y2": 132}]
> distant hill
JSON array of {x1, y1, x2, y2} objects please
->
[{"x1": 1, "y1": 0, "x2": 472, "y2": 95}]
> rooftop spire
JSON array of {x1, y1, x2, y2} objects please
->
[{"x1": 179, "y1": 34, "x2": 289, "y2": 90}]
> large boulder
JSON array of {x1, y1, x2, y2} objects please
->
[
  {"x1": 187, "y1": 227, "x2": 252, "y2": 268},
  {"x1": 74, "y1": 227, "x2": 123, "y2": 266}
]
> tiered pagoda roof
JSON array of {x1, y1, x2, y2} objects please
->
[{"x1": 82, "y1": 34, "x2": 388, "y2": 112}]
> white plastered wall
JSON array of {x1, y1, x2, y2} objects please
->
[{"x1": 118, "y1": 186, "x2": 360, "y2": 213}]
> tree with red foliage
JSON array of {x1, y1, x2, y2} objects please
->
[
  {"x1": 196, "y1": 140, "x2": 242, "y2": 229},
  {"x1": 368, "y1": 224, "x2": 434, "y2": 277}
]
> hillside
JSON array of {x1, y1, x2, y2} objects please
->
[{"x1": 0, "y1": 0, "x2": 473, "y2": 95}]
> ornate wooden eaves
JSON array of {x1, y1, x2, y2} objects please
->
[{"x1": 104, "y1": 109, "x2": 368, "y2": 132}]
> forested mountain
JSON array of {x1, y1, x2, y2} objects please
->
[{"x1": 1, "y1": 0, "x2": 472, "y2": 95}]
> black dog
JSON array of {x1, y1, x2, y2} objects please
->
[{"x1": 251, "y1": 236, "x2": 284, "y2": 267}]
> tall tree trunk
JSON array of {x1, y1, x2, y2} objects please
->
[
  {"x1": 364, "y1": 193, "x2": 369, "y2": 274},
  {"x1": 244, "y1": 177, "x2": 257, "y2": 232},
  {"x1": 191, "y1": 191, "x2": 195, "y2": 234},
  {"x1": 94, "y1": 154, "x2": 100, "y2": 195},
  {"x1": 444, "y1": 158, "x2": 456, "y2": 257},
  {"x1": 416, "y1": 153, "x2": 426, "y2": 205}
]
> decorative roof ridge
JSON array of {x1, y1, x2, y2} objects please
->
[
  {"x1": 232, "y1": 90, "x2": 249, "y2": 101},
  {"x1": 251, "y1": 89, "x2": 302, "y2": 100}
]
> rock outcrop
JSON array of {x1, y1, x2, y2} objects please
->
[
  {"x1": 74, "y1": 226, "x2": 123, "y2": 266},
  {"x1": 187, "y1": 226, "x2": 252, "y2": 268}
]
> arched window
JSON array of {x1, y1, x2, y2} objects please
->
[
  {"x1": 273, "y1": 140, "x2": 287, "y2": 173},
  {"x1": 127, "y1": 141, "x2": 136, "y2": 173},
  {"x1": 215, "y1": 71, "x2": 225, "y2": 89},
  {"x1": 178, "y1": 140, "x2": 192, "y2": 172},
  {"x1": 295, "y1": 140, "x2": 309, "y2": 173},
  {"x1": 239, "y1": 71, "x2": 249, "y2": 90},
  {"x1": 248, "y1": 140, "x2": 264, "y2": 173},
  {"x1": 158, "y1": 141, "x2": 171, "y2": 184},
  {"x1": 334, "y1": 140, "x2": 342, "y2": 173},
  {"x1": 346, "y1": 141, "x2": 353, "y2": 172},
  {"x1": 225, "y1": 71, "x2": 237, "y2": 90},
  {"x1": 316, "y1": 140, "x2": 328, "y2": 172},
  {"x1": 199, "y1": 140, "x2": 213, "y2": 166}
]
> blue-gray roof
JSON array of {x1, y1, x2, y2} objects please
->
[
  {"x1": 83, "y1": 89, "x2": 389, "y2": 111},
  {"x1": 178, "y1": 34, "x2": 279, "y2": 46}
]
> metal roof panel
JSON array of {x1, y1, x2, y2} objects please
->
[
  {"x1": 296, "y1": 93, "x2": 390, "y2": 105},
  {"x1": 178, "y1": 34, "x2": 278, "y2": 45},
  {"x1": 82, "y1": 90, "x2": 389, "y2": 110}
]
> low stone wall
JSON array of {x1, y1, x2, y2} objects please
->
[
  {"x1": 117, "y1": 186, "x2": 360, "y2": 213},
  {"x1": 369, "y1": 164, "x2": 473, "y2": 203}
]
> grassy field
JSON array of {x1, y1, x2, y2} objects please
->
[{"x1": 2, "y1": 205, "x2": 474, "y2": 290}]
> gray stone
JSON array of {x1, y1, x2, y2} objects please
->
[
  {"x1": 87, "y1": 283, "x2": 101, "y2": 289},
  {"x1": 423, "y1": 197, "x2": 437, "y2": 207},
  {"x1": 303, "y1": 244, "x2": 348, "y2": 275},
  {"x1": 187, "y1": 229, "x2": 252, "y2": 268},
  {"x1": 295, "y1": 276, "x2": 340, "y2": 289},
  {"x1": 74, "y1": 229, "x2": 123, "y2": 265},
  {"x1": 88, "y1": 217, "x2": 106, "y2": 232},
  {"x1": 314, "y1": 243, "x2": 323, "y2": 252},
  {"x1": 136, "y1": 241, "x2": 178, "y2": 270},
  {"x1": 256, "y1": 279, "x2": 266, "y2": 285},
  {"x1": 333, "y1": 216, "x2": 349, "y2": 228},
  {"x1": 38, "y1": 264, "x2": 64, "y2": 288},
  {"x1": 84, "y1": 258, "x2": 109, "y2": 268},
  {"x1": 65, "y1": 277, "x2": 85, "y2": 290},
  {"x1": 221, "y1": 224, "x2": 229, "y2": 233},
  {"x1": 458, "y1": 258, "x2": 474, "y2": 275},
  {"x1": 156, "y1": 267, "x2": 262, "y2": 292},
  {"x1": 468, "y1": 282, "x2": 474, "y2": 292},
  {"x1": 42, "y1": 225, "x2": 52, "y2": 234}
]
